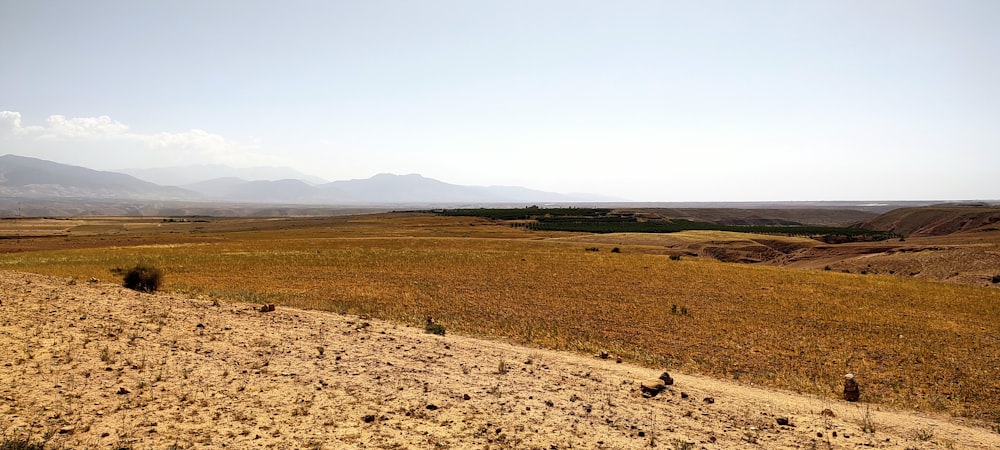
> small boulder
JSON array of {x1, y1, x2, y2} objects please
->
[
  {"x1": 640, "y1": 379, "x2": 666, "y2": 397},
  {"x1": 658, "y1": 371, "x2": 674, "y2": 385},
  {"x1": 260, "y1": 304, "x2": 275, "y2": 313},
  {"x1": 776, "y1": 417, "x2": 790, "y2": 426},
  {"x1": 843, "y1": 374, "x2": 860, "y2": 402}
]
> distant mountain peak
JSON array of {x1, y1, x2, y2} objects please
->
[
  {"x1": 121, "y1": 164, "x2": 327, "y2": 186},
  {"x1": 369, "y1": 173, "x2": 427, "y2": 180},
  {"x1": 0, "y1": 154, "x2": 197, "y2": 200},
  {"x1": 1, "y1": 155, "x2": 616, "y2": 205}
]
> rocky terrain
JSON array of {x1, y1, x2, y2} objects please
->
[{"x1": 2, "y1": 271, "x2": 998, "y2": 449}]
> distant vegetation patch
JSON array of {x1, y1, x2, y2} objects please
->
[
  {"x1": 433, "y1": 208, "x2": 899, "y2": 242},
  {"x1": 435, "y1": 206, "x2": 610, "y2": 220}
]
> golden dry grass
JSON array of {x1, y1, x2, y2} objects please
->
[{"x1": 2, "y1": 213, "x2": 998, "y2": 422}]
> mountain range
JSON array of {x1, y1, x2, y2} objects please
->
[
  {"x1": 0, "y1": 154, "x2": 616, "y2": 205},
  {"x1": 120, "y1": 165, "x2": 329, "y2": 186}
]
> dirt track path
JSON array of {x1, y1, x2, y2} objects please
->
[{"x1": 2, "y1": 271, "x2": 997, "y2": 449}]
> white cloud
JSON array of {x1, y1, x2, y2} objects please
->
[
  {"x1": 0, "y1": 111, "x2": 22, "y2": 133},
  {"x1": 0, "y1": 110, "x2": 289, "y2": 169},
  {"x1": 42, "y1": 114, "x2": 129, "y2": 138},
  {"x1": 0, "y1": 111, "x2": 43, "y2": 136}
]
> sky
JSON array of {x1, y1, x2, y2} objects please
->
[{"x1": 1, "y1": 0, "x2": 998, "y2": 201}]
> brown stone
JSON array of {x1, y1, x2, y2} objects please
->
[
  {"x1": 640, "y1": 379, "x2": 666, "y2": 397},
  {"x1": 843, "y1": 379, "x2": 860, "y2": 402}
]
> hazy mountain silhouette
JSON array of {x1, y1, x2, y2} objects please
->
[
  {"x1": 321, "y1": 173, "x2": 609, "y2": 203},
  {"x1": 122, "y1": 164, "x2": 327, "y2": 186},
  {"x1": 0, "y1": 154, "x2": 196, "y2": 200},
  {"x1": 185, "y1": 178, "x2": 327, "y2": 203},
  {"x1": 185, "y1": 173, "x2": 597, "y2": 204},
  {"x1": 1, "y1": 155, "x2": 610, "y2": 204}
]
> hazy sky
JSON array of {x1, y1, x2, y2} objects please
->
[{"x1": 2, "y1": 1, "x2": 998, "y2": 201}]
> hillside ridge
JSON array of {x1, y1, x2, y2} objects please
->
[{"x1": 855, "y1": 205, "x2": 1000, "y2": 237}]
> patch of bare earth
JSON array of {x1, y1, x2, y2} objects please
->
[{"x1": 2, "y1": 271, "x2": 997, "y2": 449}]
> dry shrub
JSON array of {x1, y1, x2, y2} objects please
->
[
  {"x1": 122, "y1": 263, "x2": 163, "y2": 293},
  {"x1": 0, "y1": 434, "x2": 46, "y2": 450}
]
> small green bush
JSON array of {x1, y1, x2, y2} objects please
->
[
  {"x1": 122, "y1": 263, "x2": 163, "y2": 293},
  {"x1": 425, "y1": 316, "x2": 445, "y2": 336},
  {"x1": 425, "y1": 322, "x2": 445, "y2": 336}
]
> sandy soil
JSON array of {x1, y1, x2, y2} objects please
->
[{"x1": 2, "y1": 271, "x2": 997, "y2": 449}]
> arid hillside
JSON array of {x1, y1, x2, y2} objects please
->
[
  {"x1": 854, "y1": 205, "x2": 1000, "y2": 237},
  {"x1": 640, "y1": 207, "x2": 879, "y2": 227},
  {"x1": 551, "y1": 205, "x2": 1000, "y2": 287},
  {"x1": 3, "y1": 271, "x2": 998, "y2": 449}
]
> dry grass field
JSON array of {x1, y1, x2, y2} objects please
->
[
  {"x1": 8, "y1": 270, "x2": 999, "y2": 449},
  {"x1": 2, "y1": 213, "x2": 999, "y2": 427}
]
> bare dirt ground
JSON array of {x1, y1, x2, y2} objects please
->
[{"x1": 2, "y1": 271, "x2": 998, "y2": 449}]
